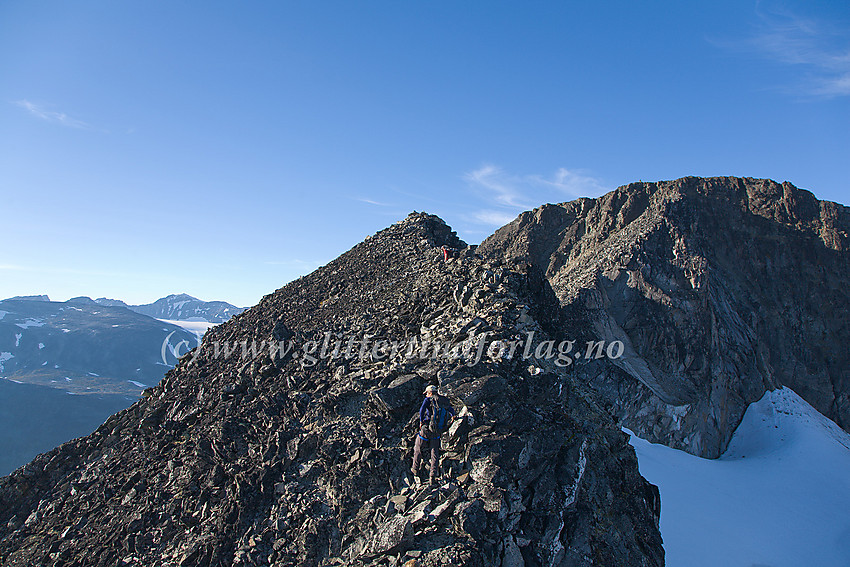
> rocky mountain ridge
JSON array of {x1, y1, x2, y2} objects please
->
[
  {"x1": 0, "y1": 212, "x2": 663, "y2": 566},
  {"x1": 1, "y1": 176, "x2": 847, "y2": 566},
  {"x1": 5, "y1": 295, "x2": 51, "y2": 302}
]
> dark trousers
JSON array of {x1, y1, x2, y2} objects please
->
[{"x1": 412, "y1": 434, "x2": 441, "y2": 481}]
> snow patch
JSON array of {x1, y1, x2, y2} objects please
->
[
  {"x1": 158, "y1": 318, "x2": 215, "y2": 340},
  {"x1": 563, "y1": 438, "x2": 587, "y2": 508},
  {"x1": 627, "y1": 387, "x2": 850, "y2": 567},
  {"x1": 14, "y1": 333, "x2": 22, "y2": 347},
  {"x1": 15, "y1": 317, "x2": 45, "y2": 329},
  {"x1": 0, "y1": 310, "x2": 8, "y2": 320},
  {"x1": 38, "y1": 342, "x2": 45, "y2": 349},
  {"x1": 128, "y1": 380, "x2": 148, "y2": 388},
  {"x1": 0, "y1": 351, "x2": 13, "y2": 372}
]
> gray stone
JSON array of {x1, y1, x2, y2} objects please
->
[
  {"x1": 369, "y1": 515, "x2": 413, "y2": 555},
  {"x1": 372, "y1": 374, "x2": 422, "y2": 413}
]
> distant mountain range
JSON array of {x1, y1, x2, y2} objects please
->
[
  {"x1": 0, "y1": 297, "x2": 200, "y2": 396},
  {"x1": 96, "y1": 293, "x2": 245, "y2": 323},
  {"x1": 10, "y1": 293, "x2": 246, "y2": 324},
  {"x1": 0, "y1": 293, "x2": 243, "y2": 475}
]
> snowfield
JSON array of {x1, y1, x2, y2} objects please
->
[
  {"x1": 628, "y1": 387, "x2": 850, "y2": 567},
  {"x1": 157, "y1": 318, "x2": 216, "y2": 340},
  {"x1": 15, "y1": 317, "x2": 45, "y2": 329},
  {"x1": 0, "y1": 351, "x2": 13, "y2": 372}
]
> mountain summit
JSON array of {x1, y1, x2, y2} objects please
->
[
  {"x1": 94, "y1": 295, "x2": 245, "y2": 323},
  {"x1": 1, "y1": 177, "x2": 847, "y2": 566},
  {"x1": 479, "y1": 176, "x2": 849, "y2": 458}
]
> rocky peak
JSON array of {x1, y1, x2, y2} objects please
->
[
  {"x1": 94, "y1": 297, "x2": 130, "y2": 308},
  {"x1": 0, "y1": 212, "x2": 662, "y2": 566},
  {"x1": 129, "y1": 294, "x2": 245, "y2": 324},
  {"x1": 66, "y1": 296, "x2": 98, "y2": 305},
  {"x1": 480, "y1": 176, "x2": 850, "y2": 458},
  {"x1": 164, "y1": 293, "x2": 196, "y2": 302},
  {"x1": 393, "y1": 211, "x2": 468, "y2": 249}
]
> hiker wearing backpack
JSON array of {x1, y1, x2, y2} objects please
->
[{"x1": 411, "y1": 384, "x2": 455, "y2": 485}]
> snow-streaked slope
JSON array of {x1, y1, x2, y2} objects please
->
[
  {"x1": 627, "y1": 387, "x2": 850, "y2": 567},
  {"x1": 0, "y1": 298, "x2": 198, "y2": 395},
  {"x1": 157, "y1": 318, "x2": 216, "y2": 340},
  {"x1": 130, "y1": 294, "x2": 244, "y2": 323}
]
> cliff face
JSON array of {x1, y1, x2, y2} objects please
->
[
  {"x1": 0, "y1": 213, "x2": 663, "y2": 567},
  {"x1": 479, "y1": 177, "x2": 850, "y2": 458}
]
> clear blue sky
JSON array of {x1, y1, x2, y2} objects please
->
[{"x1": 1, "y1": 1, "x2": 848, "y2": 307}]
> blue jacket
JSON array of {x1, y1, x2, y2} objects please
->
[{"x1": 419, "y1": 395, "x2": 455, "y2": 434}]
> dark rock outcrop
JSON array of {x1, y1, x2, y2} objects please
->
[
  {"x1": 479, "y1": 176, "x2": 850, "y2": 458},
  {"x1": 0, "y1": 213, "x2": 663, "y2": 566}
]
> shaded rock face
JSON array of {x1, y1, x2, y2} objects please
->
[
  {"x1": 0, "y1": 213, "x2": 663, "y2": 566},
  {"x1": 479, "y1": 176, "x2": 850, "y2": 458}
]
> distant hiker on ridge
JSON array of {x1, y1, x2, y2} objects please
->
[
  {"x1": 441, "y1": 245, "x2": 459, "y2": 262},
  {"x1": 411, "y1": 384, "x2": 455, "y2": 485}
]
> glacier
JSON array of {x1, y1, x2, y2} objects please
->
[{"x1": 627, "y1": 387, "x2": 850, "y2": 567}]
